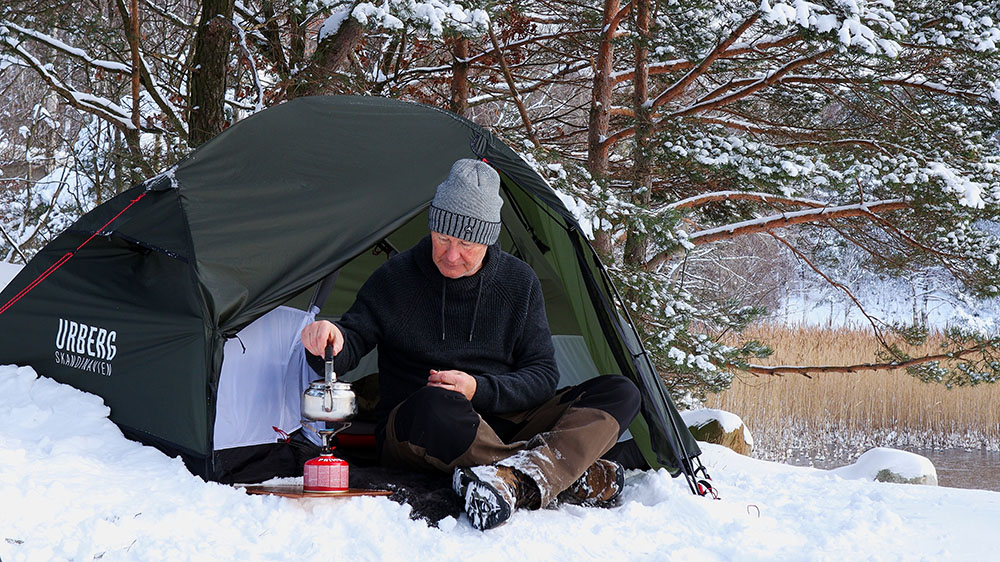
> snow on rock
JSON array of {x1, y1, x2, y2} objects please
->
[
  {"x1": 682, "y1": 408, "x2": 745, "y2": 434},
  {"x1": 830, "y1": 447, "x2": 939, "y2": 486},
  {"x1": 682, "y1": 408, "x2": 754, "y2": 455},
  {"x1": 3, "y1": 366, "x2": 1000, "y2": 561}
]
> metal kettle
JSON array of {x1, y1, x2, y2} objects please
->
[{"x1": 301, "y1": 344, "x2": 357, "y2": 422}]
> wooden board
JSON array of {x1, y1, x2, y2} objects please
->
[{"x1": 240, "y1": 484, "x2": 393, "y2": 499}]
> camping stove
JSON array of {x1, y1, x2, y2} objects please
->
[
  {"x1": 303, "y1": 424, "x2": 352, "y2": 493},
  {"x1": 301, "y1": 344, "x2": 357, "y2": 493}
]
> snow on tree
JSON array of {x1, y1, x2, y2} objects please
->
[
  {"x1": 2, "y1": 0, "x2": 999, "y2": 397},
  {"x1": 520, "y1": 0, "x2": 1000, "y2": 395}
]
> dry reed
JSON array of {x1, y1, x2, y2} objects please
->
[{"x1": 706, "y1": 324, "x2": 1000, "y2": 459}]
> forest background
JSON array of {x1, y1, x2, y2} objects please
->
[{"x1": 3, "y1": 0, "x2": 1000, "y2": 456}]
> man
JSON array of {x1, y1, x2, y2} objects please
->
[{"x1": 301, "y1": 159, "x2": 640, "y2": 530}]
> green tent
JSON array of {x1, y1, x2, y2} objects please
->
[{"x1": 0, "y1": 96, "x2": 704, "y2": 489}]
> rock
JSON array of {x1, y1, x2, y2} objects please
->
[
  {"x1": 681, "y1": 408, "x2": 754, "y2": 456},
  {"x1": 874, "y1": 468, "x2": 937, "y2": 486},
  {"x1": 831, "y1": 447, "x2": 938, "y2": 486}
]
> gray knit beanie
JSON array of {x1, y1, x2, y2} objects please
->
[{"x1": 428, "y1": 159, "x2": 503, "y2": 245}]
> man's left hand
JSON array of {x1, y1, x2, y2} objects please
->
[{"x1": 428, "y1": 369, "x2": 477, "y2": 401}]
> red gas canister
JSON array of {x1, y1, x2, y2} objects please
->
[{"x1": 303, "y1": 452, "x2": 349, "y2": 493}]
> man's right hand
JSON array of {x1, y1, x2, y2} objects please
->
[{"x1": 300, "y1": 320, "x2": 344, "y2": 357}]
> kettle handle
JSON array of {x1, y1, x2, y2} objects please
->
[{"x1": 323, "y1": 385, "x2": 334, "y2": 413}]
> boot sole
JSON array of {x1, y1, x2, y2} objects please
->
[{"x1": 464, "y1": 481, "x2": 512, "y2": 531}]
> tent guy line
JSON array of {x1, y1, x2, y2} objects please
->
[{"x1": 0, "y1": 192, "x2": 148, "y2": 316}]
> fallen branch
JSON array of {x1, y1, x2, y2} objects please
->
[{"x1": 742, "y1": 343, "x2": 993, "y2": 376}]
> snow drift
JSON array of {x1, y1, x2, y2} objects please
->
[{"x1": 3, "y1": 364, "x2": 1000, "y2": 561}]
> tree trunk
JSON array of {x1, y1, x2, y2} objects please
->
[
  {"x1": 189, "y1": 0, "x2": 235, "y2": 147},
  {"x1": 117, "y1": 123, "x2": 151, "y2": 187},
  {"x1": 587, "y1": 0, "x2": 620, "y2": 256},
  {"x1": 449, "y1": 36, "x2": 469, "y2": 116},
  {"x1": 261, "y1": 0, "x2": 290, "y2": 79},
  {"x1": 288, "y1": 11, "x2": 364, "y2": 99},
  {"x1": 130, "y1": 0, "x2": 141, "y2": 130},
  {"x1": 373, "y1": 34, "x2": 402, "y2": 95},
  {"x1": 288, "y1": 8, "x2": 306, "y2": 70},
  {"x1": 111, "y1": 126, "x2": 122, "y2": 200},
  {"x1": 624, "y1": 0, "x2": 652, "y2": 271}
]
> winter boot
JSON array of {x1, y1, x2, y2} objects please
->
[
  {"x1": 453, "y1": 465, "x2": 540, "y2": 531},
  {"x1": 558, "y1": 458, "x2": 625, "y2": 506}
]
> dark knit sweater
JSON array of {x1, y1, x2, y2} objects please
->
[{"x1": 312, "y1": 235, "x2": 558, "y2": 422}]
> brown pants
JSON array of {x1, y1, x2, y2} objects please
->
[{"x1": 379, "y1": 375, "x2": 640, "y2": 506}]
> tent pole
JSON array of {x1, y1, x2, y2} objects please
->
[
  {"x1": 498, "y1": 182, "x2": 704, "y2": 494},
  {"x1": 592, "y1": 255, "x2": 705, "y2": 490},
  {"x1": 563, "y1": 227, "x2": 703, "y2": 495}
]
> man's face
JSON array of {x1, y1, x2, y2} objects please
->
[{"x1": 431, "y1": 232, "x2": 488, "y2": 279}]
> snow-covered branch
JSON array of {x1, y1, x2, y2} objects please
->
[
  {"x1": 601, "y1": 48, "x2": 834, "y2": 149},
  {"x1": 665, "y1": 191, "x2": 828, "y2": 211},
  {"x1": 612, "y1": 33, "x2": 804, "y2": 85},
  {"x1": 1, "y1": 20, "x2": 131, "y2": 73},
  {"x1": 0, "y1": 222, "x2": 29, "y2": 263},
  {"x1": 770, "y1": 230, "x2": 893, "y2": 349},
  {"x1": 141, "y1": 0, "x2": 195, "y2": 29},
  {"x1": 2, "y1": 17, "x2": 183, "y2": 134},
  {"x1": 687, "y1": 198, "x2": 908, "y2": 246},
  {"x1": 710, "y1": 73, "x2": 994, "y2": 105},
  {"x1": 644, "y1": 199, "x2": 909, "y2": 271},
  {"x1": 462, "y1": 28, "x2": 599, "y2": 67},
  {"x1": 467, "y1": 61, "x2": 590, "y2": 105},
  {"x1": 671, "y1": 48, "x2": 834, "y2": 118},
  {"x1": 135, "y1": 52, "x2": 187, "y2": 136},
  {"x1": 1, "y1": 35, "x2": 135, "y2": 130},
  {"x1": 650, "y1": 13, "x2": 760, "y2": 110}
]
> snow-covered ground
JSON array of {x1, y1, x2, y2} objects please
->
[
  {"x1": 3, "y1": 365, "x2": 999, "y2": 562},
  {"x1": 0, "y1": 261, "x2": 21, "y2": 291}
]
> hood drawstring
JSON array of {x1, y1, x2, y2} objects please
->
[
  {"x1": 469, "y1": 275, "x2": 483, "y2": 342},
  {"x1": 441, "y1": 279, "x2": 447, "y2": 341},
  {"x1": 439, "y1": 275, "x2": 485, "y2": 342}
]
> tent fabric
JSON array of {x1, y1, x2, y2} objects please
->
[
  {"x1": 0, "y1": 95, "x2": 701, "y2": 483},
  {"x1": 551, "y1": 335, "x2": 601, "y2": 387}
]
